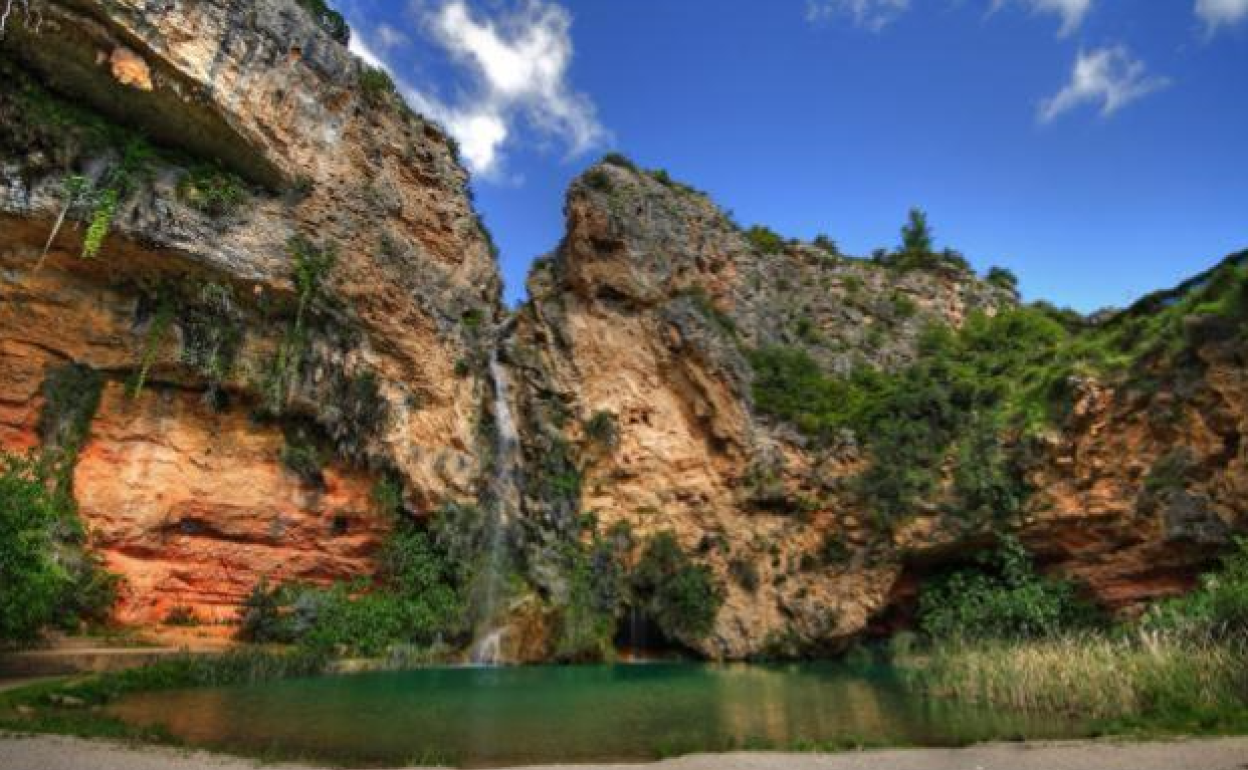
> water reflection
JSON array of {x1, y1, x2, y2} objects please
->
[{"x1": 106, "y1": 662, "x2": 1090, "y2": 768}]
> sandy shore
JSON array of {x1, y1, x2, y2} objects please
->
[{"x1": 3, "y1": 734, "x2": 1248, "y2": 770}]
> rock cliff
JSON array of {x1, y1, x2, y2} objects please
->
[
  {"x1": 1, "y1": 1, "x2": 1243, "y2": 658},
  {"x1": 0, "y1": 0, "x2": 497, "y2": 624},
  {"x1": 508, "y1": 159, "x2": 1246, "y2": 658}
]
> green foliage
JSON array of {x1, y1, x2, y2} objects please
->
[
  {"x1": 176, "y1": 164, "x2": 247, "y2": 217},
  {"x1": 80, "y1": 139, "x2": 154, "y2": 260},
  {"x1": 0, "y1": 455, "x2": 70, "y2": 645},
  {"x1": 917, "y1": 537, "x2": 1095, "y2": 642},
  {"x1": 582, "y1": 167, "x2": 612, "y2": 192},
  {"x1": 601, "y1": 152, "x2": 638, "y2": 171},
  {"x1": 359, "y1": 65, "x2": 397, "y2": 107},
  {"x1": 1144, "y1": 448, "x2": 1195, "y2": 494},
  {"x1": 986, "y1": 266, "x2": 1020, "y2": 293},
  {"x1": 371, "y1": 475, "x2": 404, "y2": 518},
  {"x1": 631, "y1": 532, "x2": 724, "y2": 643},
  {"x1": 749, "y1": 307, "x2": 1074, "y2": 527},
  {"x1": 295, "y1": 0, "x2": 350, "y2": 44},
  {"x1": 872, "y1": 208, "x2": 970, "y2": 273},
  {"x1": 179, "y1": 282, "x2": 244, "y2": 404},
  {"x1": 584, "y1": 410, "x2": 619, "y2": 449},
  {"x1": 681, "y1": 286, "x2": 738, "y2": 337},
  {"x1": 290, "y1": 236, "x2": 338, "y2": 327},
  {"x1": 238, "y1": 516, "x2": 467, "y2": 656},
  {"x1": 129, "y1": 292, "x2": 175, "y2": 399},
  {"x1": 816, "y1": 533, "x2": 850, "y2": 567},
  {"x1": 261, "y1": 237, "x2": 338, "y2": 414},
  {"x1": 38, "y1": 365, "x2": 104, "y2": 458},
  {"x1": 744, "y1": 225, "x2": 786, "y2": 254},
  {"x1": 813, "y1": 234, "x2": 840, "y2": 255},
  {"x1": 279, "y1": 424, "x2": 326, "y2": 487},
  {"x1": 81, "y1": 188, "x2": 118, "y2": 260},
  {"x1": 553, "y1": 526, "x2": 630, "y2": 662},
  {"x1": 900, "y1": 207, "x2": 933, "y2": 254},
  {"x1": 1142, "y1": 538, "x2": 1248, "y2": 640}
]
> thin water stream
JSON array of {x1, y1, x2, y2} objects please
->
[{"x1": 469, "y1": 351, "x2": 524, "y2": 665}]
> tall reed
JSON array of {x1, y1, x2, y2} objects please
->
[{"x1": 897, "y1": 630, "x2": 1248, "y2": 721}]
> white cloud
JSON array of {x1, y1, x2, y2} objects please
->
[
  {"x1": 805, "y1": 0, "x2": 910, "y2": 32},
  {"x1": 1038, "y1": 46, "x2": 1170, "y2": 123},
  {"x1": 1195, "y1": 0, "x2": 1248, "y2": 32},
  {"x1": 404, "y1": 0, "x2": 606, "y2": 178},
  {"x1": 993, "y1": 0, "x2": 1095, "y2": 36},
  {"x1": 345, "y1": 1, "x2": 604, "y2": 179}
]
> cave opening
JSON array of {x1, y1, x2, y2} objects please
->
[{"x1": 612, "y1": 605, "x2": 683, "y2": 661}]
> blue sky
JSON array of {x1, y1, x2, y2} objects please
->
[{"x1": 340, "y1": 0, "x2": 1248, "y2": 311}]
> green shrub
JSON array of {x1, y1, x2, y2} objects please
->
[
  {"x1": 584, "y1": 410, "x2": 619, "y2": 448},
  {"x1": 817, "y1": 533, "x2": 850, "y2": 567},
  {"x1": 682, "y1": 286, "x2": 738, "y2": 337},
  {"x1": 359, "y1": 66, "x2": 396, "y2": 107},
  {"x1": 296, "y1": 0, "x2": 350, "y2": 44},
  {"x1": 554, "y1": 529, "x2": 630, "y2": 663},
  {"x1": 1143, "y1": 448, "x2": 1195, "y2": 494},
  {"x1": 177, "y1": 165, "x2": 246, "y2": 217},
  {"x1": 750, "y1": 307, "x2": 1072, "y2": 528},
  {"x1": 986, "y1": 266, "x2": 1019, "y2": 293},
  {"x1": 917, "y1": 537, "x2": 1095, "y2": 642},
  {"x1": 813, "y1": 234, "x2": 840, "y2": 255},
  {"x1": 1142, "y1": 538, "x2": 1248, "y2": 640},
  {"x1": 901, "y1": 207, "x2": 933, "y2": 254},
  {"x1": 280, "y1": 425, "x2": 325, "y2": 487},
  {"x1": 631, "y1": 532, "x2": 723, "y2": 644},
  {"x1": 237, "y1": 517, "x2": 467, "y2": 656},
  {"x1": 80, "y1": 139, "x2": 154, "y2": 260},
  {"x1": 601, "y1": 152, "x2": 637, "y2": 171},
  {"x1": 744, "y1": 225, "x2": 785, "y2": 254},
  {"x1": 0, "y1": 454, "x2": 70, "y2": 645}
]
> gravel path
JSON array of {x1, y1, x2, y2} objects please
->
[{"x1": 3, "y1": 734, "x2": 1248, "y2": 770}]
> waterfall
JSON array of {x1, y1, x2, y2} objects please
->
[{"x1": 469, "y1": 350, "x2": 523, "y2": 665}]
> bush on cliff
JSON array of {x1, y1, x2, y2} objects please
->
[
  {"x1": 630, "y1": 532, "x2": 724, "y2": 644},
  {"x1": 749, "y1": 307, "x2": 1070, "y2": 528},
  {"x1": 0, "y1": 454, "x2": 69, "y2": 645}
]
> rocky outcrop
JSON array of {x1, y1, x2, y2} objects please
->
[
  {"x1": 1021, "y1": 336, "x2": 1247, "y2": 609},
  {"x1": 509, "y1": 161, "x2": 1014, "y2": 658},
  {"x1": 0, "y1": 0, "x2": 498, "y2": 623},
  {"x1": 509, "y1": 160, "x2": 1246, "y2": 658}
]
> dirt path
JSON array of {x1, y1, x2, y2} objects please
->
[{"x1": 3, "y1": 734, "x2": 1248, "y2": 770}]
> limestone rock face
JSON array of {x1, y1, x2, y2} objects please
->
[
  {"x1": 1021, "y1": 340, "x2": 1247, "y2": 609},
  {"x1": 0, "y1": 0, "x2": 497, "y2": 623},
  {"x1": 511, "y1": 162, "x2": 1014, "y2": 658}
]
